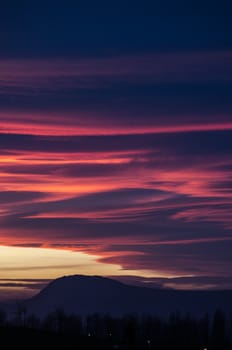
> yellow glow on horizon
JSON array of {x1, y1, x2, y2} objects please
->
[{"x1": 0, "y1": 245, "x2": 160, "y2": 280}]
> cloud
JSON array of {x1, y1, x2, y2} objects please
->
[
  {"x1": 0, "y1": 52, "x2": 231, "y2": 89},
  {"x1": 0, "y1": 48, "x2": 231, "y2": 291},
  {"x1": 0, "y1": 280, "x2": 49, "y2": 290},
  {"x1": 0, "y1": 191, "x2": 46, "y2": 204},
  {"x1": 0, "y1": 51, "x2": 231, "y2": 138},
  {"x1": 111, "y1": 275, "x2": 232, "y2": 290}
]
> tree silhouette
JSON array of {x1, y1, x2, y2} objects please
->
[
  {"x1": 211, "y1": 309, "x2": 227, "y2": 349},
  {"x1": 1, "y1": 307, "x2": 232, "y2": 350},
  {"x1": 0, "y1": 308, "x2": 6, "y2": 326},
  {"x1": 14, "y1": 302, "x2": 27, "y2": 327}
]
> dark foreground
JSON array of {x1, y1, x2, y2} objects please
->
[
  {"x1": 0, "y1": 325, "x2": 231, "y2": 350},
  {"x1": 0, "y1": 310, "x2": 231, "y2": 349}
]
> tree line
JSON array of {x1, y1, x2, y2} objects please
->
[{"x1": 0, "y1": 307, "x2": 231, "y2": 349}]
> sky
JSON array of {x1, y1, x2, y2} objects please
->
[{"x1": 0, "y1": 2, "x2": 232, "y2": 300}]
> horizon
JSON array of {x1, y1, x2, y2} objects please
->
[
  {"x1": 1, "y1": 273, "x2": 232, "y2": 303},
  {"x1": 0, "y1": 3, "x2": 232, "y2": 302}
]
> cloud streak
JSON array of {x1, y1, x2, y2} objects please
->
[
  {"x1": 0, "y1": 48, "x2": 231, "y2": 291},
  {"x1": 1, "y1": 52, "x2": 231, "y2": 87}
]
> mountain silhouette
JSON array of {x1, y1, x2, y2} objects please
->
[{"x1": 24, "y1": 275, "x2": 232, "y2": 318}]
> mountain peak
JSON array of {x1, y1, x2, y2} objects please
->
[
  {"x1": 46, "y1": 274, "x2": 125, "y2": 291},
  {"x1": 25, "y1": 274, "x2": 232, "y2": 319}
]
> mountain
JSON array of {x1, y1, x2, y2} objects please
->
[{"x1": 24, "y1": 275, "x2": 232, "y2": 319}]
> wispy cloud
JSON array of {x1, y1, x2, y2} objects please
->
[{"x1": 0, "y1": 50, "x2": 231, "y2": 289}]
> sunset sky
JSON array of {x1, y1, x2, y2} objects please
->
[{"x1": 0, "y1": 3, "x2": 232, "y2": 300}]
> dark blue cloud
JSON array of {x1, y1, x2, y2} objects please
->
[
  {"x1": 0, "y1": 4, "x2": 231, "y2": 291},
  {"x1": 1, "y1": 131, "x2": 232, "y2": 155},
  {"x1": 0, "y1": 191, "x2": 46, "y2": 203}
]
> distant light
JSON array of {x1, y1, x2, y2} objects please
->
[
  {"x1": 147, "y1": 340, "x2": 151, "y2": 344},
  {"x1": 88, "y1": 333, "x2": 91, "y2": 337}
]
